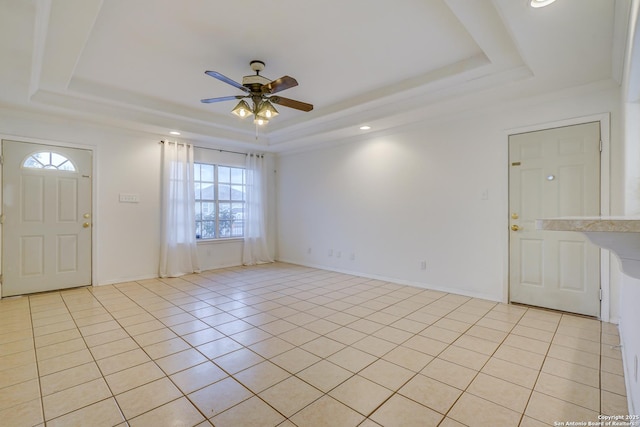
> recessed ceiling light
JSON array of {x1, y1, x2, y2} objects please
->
[
  {"x1": 169, "y1": 131, "x2": 181, "y2": 135},
  {"x1": 359, "y1": 125, "x2": 371, "y2": 130},
  {"x1": 530, "y1": 0, "x2": 557, "y2": 8}
]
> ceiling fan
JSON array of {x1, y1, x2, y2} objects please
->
[{"x1": 201, "y1": 60, "x2": 313, "y2": 125}]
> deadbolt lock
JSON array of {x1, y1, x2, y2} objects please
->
[
  {"x1": 511, "y1": 213, "x2": 519, "y2": 220},
  {"x1": 83, "y1": 213, "x2": 90, "y2": 219}
]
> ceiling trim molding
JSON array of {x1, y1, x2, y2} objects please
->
[
  {"x1": 29, "y1": 88, "x2": 267, "y2": 146},
  {"x1": 613, "y1": 0, "x2": 633, "y2": 86},
  {"x1": 623, "y1": 0, "x2": 640, "y2": 102},
  {"x1": 6, "y1": 0, "x2": 616, "y2": 153},
  {"x1": 34, "y1": 0, "x2": 103, "y2": 92},
  {"x1": 29, "y1": 0, "x2": 51, "y2": 98}
]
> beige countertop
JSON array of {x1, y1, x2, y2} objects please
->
[
  {"x1": 536, "y1": 216, "x2": 640, "y2": 279},
  {"x1": 536, "y1": 217, "x2": 640, "y2": 233}
]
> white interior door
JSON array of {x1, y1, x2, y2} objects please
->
[
  {"x1": 509, "y1": 122, "x2": 601, "y2": 317},
  {"x1": 2, "y1": 140, "x2": 92, "y2": 296}
]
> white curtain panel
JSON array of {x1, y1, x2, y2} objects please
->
[
  {"x1": 159, "y1": 141, "x2": 200, "y2": 277},
  {"x1": 242, "y1": 153, "x2": 273, "y2": 265}
]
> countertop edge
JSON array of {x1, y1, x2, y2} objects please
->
[{"x1": 536, "y1": 217, "x2": 640, "y2": 233}]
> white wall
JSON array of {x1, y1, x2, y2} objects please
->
[
  {"x1": 0, "y1": 107, "x2": 271, "y2": 286},
  {"x1": 0, "y1": 108, "x2": 162, "y2": 285},
  {"x1": 619, "y1": 0, "x2": 640, "y2": 414},
  {"x1": 621, "y1": 101, "x2": 640, "y2": 411},
  {"x1": 278, "y1": 118, "x2": 506, "y2": 300},
  {"x1": 0, "y1": 83, "x2": 625, "y2": 318},
  {"x1": 94, "y1": 133, "x2": 162, "y2": 284},
  {"x1": 277, "y1": 83, "x2": 623, "y2": 314},
  {"x1": 619, "y1": 275, "x2": 640, "y2": 415}
]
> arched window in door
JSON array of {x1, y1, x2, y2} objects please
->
[{"x1": 22, "y1": 151, "x2": 76, "y2": 171}]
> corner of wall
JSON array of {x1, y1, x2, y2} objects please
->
[{"x1": 618, "y1": 275, "x2": 640, "y2": 415}]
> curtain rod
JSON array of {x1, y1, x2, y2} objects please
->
[{"x1": 160, "y1": 140, "x2": 254, "y2": 156}]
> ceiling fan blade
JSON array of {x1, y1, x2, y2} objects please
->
[
  {"x1": 205, "y1": 71, "x2": 249, "y2": 93},
  {"x1": 263, "y1": 76, "x2": 298, "y2": 94},
  {"x1": 200, "y1": 95, "x2": 244, "y2": 104},
  {"x1": 270, "y1": 96, "x2": 313, "y2": 112}
]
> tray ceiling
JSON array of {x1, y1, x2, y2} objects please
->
[{"x1": 0, "y1": 0, "x2": 624, "y2": 151}]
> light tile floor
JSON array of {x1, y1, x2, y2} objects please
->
[{"x1": 0, "y1": 263, "x2": 629, "y2": 427}]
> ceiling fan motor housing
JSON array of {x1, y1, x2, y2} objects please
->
[
  {"x1": 242, "y1": 74, "x2": 271, "y2": 87},
  {"x1": 244, "y1": 60, "x2": 269, "y2": 89}
]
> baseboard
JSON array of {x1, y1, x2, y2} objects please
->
[{"x1": 276, "y1": 258, "x2": 501, "y2": 302}]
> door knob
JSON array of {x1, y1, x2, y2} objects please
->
[
  {"x1": 83, "y1": 222, "x2": 90, "y2": 228},
  {"x1": 511, "y1": 225, "x2": 520, "y2": 231}
]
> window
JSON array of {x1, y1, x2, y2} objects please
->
[
  {"x1": 23, "y1": 151, "x2": 76, "y2": 171},
  {"x1": 194, "y1": 163, "x2": 245, "y2": 239}
]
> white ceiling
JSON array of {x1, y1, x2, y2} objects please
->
[{"x1": 0, "y1": 0, "x2": 629, "y2": 152}]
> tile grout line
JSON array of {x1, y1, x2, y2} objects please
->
[
  {"x1": 130, "y1": 274, "x2": 337, "y2": 425},
  {"x1": 514, "y1": 308, "x2": 561, "y2": 427},
  {"x1": 58, "y1": 287, "x2": 132, "y2": 427},
  {"x1": 436, "y1": 302, "x2": 524, "y2": 426},
  {"x1": 3, "y1": 263, "x2": 623, "y2": 427},
  {"x1": 27, "y1": 293, "x2": 47, "y2": 427},
  {"x1": 260, "y1": 284, "x2": 491, "y2": 424},
  {"x1": 129, "y1": 276, "x2": 297, "y2": 423},
  {"x1": 198, "y1": 272, "x2": 463, "y2": 424},
  {"x1": 523, "y1": 312, "x2": 607, "y2": 423},
  {"x1": 92, "y1": 281, "x2": 215, "y2": 425}
]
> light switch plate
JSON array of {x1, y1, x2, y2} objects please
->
[{"x1": 119, "y1": 193, "x2": 140, "y2": 203}]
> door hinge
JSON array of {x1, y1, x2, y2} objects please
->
[
  {"x1": 599, "y1": 288, "x2": 603, "y2": 301},
  {"x1": 599, "y1": 140, "x2": 603, "y2": 152},
  {"x1": 0, "y1": 155, "x2": 3, "y2": 165},
  {"x1": 0, "y1": 214, "x2": 4, "y2": 224}
]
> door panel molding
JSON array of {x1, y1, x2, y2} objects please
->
[
  {"x1": 503, "y1": 115, "x2": 611, "y2": 321},
  {"x1": 505, "y1": 114, "x2": 611, "y2": 320},
  {"x1": 1, "y1": 138, "x2": 95, "y2": 297}
]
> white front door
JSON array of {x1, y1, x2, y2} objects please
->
[
  {"x1": 2, "y1": 140, "x2": 92, "y2": 296},
  {"x1": 509, "y1": 122, "x2": 601, "y2": 317}
]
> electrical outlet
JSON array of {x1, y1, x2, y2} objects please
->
[
  {"x1": 307, "y1": 247, "x2": 312, "y2": 254},
  {"x1": 350, "y1": 253, "x2": 355, "y2": 261},
  {"x1": 420, "y1": 260, "x2": 427, "y2": 270},
  {"x1": 328, "y1": 249, "x2": 333, "y2": 257},
  {"x1": 336, "y1": 251, "x2": 342, "y2": 258}
]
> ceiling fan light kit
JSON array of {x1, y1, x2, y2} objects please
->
[
  {"x1": 256, "y1": 101, "x2": 279, "y2": 119},
  {"x1": 231, "y1": 100, "x2": 252, "y2": 118},
  {"x1": 201, "y1": 60, "x2": 313, "y2": 126}
]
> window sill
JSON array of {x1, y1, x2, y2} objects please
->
[{"x1": 196, "y1": 238, "x2": 244, "y2": 245}]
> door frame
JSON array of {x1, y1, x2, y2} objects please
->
[
  {"x1": 0, "y1": 135, "x2": 98, "y2": 298},
  {"x1": 504, "y1": 113, "x2": 611, "y2": 321}
]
